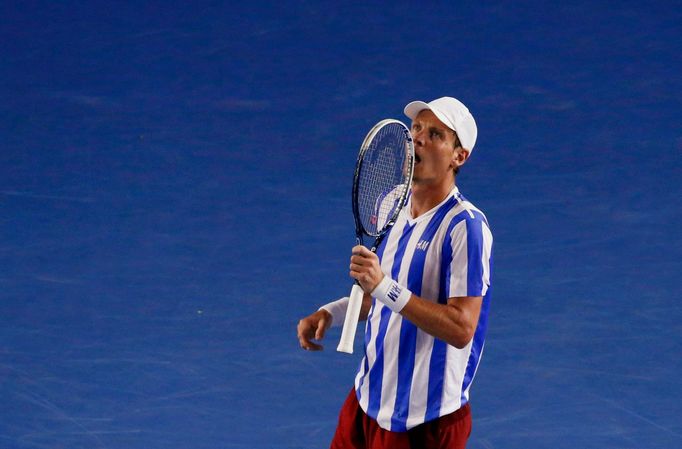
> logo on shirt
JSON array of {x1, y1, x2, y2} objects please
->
[{"x1": 416, "y1": 239, "x2": 430, "y2": 251}]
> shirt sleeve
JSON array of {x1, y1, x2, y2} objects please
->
[{"x1": 447, "y1": 216, "x2": 493, "y2": 298}]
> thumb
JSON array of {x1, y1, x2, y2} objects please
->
[{"x1": 315, "y1": 316, "x2": 328, "y2": 340}]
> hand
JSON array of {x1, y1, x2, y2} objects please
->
[
  {"x1": 297, "y1": 309, "x2": 332, "y2": 351},
  {"x1": 349, "y1": 245, "x2": 384, "y2": 294}
]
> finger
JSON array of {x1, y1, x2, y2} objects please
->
[
  {"x1": 350, "y1": 256, "x2": 376, "y2": 272},
  {"x1": 352, "y1": 245, "x2": 371, "y2": 256},
  {"x1": 349, "y1": 261, "x2": 367, "y2": 272},
  {"x1": 297, "y1": 320, "x2": 314, "y2": 341},
  {"x1": 314, "y1": 317, "x2": 327, "y2": 340},
  {"x1": 349, "y1": 268, "x2": 363, "y2": 280},
  {"x1": 305, "y1": 341, "x2": 323, "y2": 351},
  {"x1": 299, "y1": 335, "x2": 322, "y2": 350},
  {"x1": 298, "y1": 330, "x2": 323, "y2": 351},
  {"x1": 296, "y1": 319, "x2": 311, "y2": 339},
  {"x1": 350, "y1": 254, "x2": 373, "y2": 265}
]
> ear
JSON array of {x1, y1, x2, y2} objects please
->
[{"x1": 451, "y1": 147, "x2": 470, "y2": 170}]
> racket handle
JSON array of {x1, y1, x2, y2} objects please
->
[{"x1": 336, "y1": 284, "x2": 364, "y2": 354}]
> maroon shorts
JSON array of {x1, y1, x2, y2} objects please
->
[{"x1": 330, "y1": 388, "x2": 472, "y2": 449}]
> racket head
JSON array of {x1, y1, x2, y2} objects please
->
[{"x1": 352, "y1": 119, "x2": 414, "y2": 240}]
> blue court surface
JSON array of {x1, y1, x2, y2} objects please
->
[{"x1": 1, "y1": 1, "x2": 681, "y2": 448}]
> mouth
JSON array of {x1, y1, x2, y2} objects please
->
[{"x1": 414, "y1": 154, "x2": 421, "y2": 164}]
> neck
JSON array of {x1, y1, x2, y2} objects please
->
[{"x1": 410, "y1": 179, "x2": 456, "y2": 218}]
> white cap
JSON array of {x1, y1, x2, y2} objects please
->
[{"x1": 404, "y1": 97, "x2": 478, "y2": 154}]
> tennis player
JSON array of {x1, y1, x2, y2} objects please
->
[{"x1": 297, "y1": 97, "x2": 493, "y2": 449}]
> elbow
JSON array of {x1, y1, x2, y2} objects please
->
[
  {"x1": 442, "y1": 300, "x2": 481, "y2": 349},
  {"x1": 449, "y1": 336, "x2": 473, "y2": 349},
  {"x1": 448, "y1": 326, "x2": 476, "y2": 349}
]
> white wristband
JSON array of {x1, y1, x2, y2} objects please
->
[
  {"x1": 371, "y1": 276, "x2": 411, "y2": 313},
  {"x1": 319, "y1": 297, "x2": 349, "y2": 327}
]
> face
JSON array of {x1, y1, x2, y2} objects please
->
[{"x1": 410, "y1": 110, "x2": 468, "y2": 187}]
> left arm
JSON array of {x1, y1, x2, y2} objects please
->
[
  {"x1": 349, "y1": 245, "x2": 482, "y2": 349},
  {"x1": 400, "y1": 294, "x2": 481, "y2": 349}
]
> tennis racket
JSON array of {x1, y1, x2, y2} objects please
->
[{"x1": 337, "y1": 119, "x2": 414, "y2": 354}]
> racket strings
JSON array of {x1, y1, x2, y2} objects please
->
[{"x1": 357, "y1": 125, "x2": 411, "y2": 237}]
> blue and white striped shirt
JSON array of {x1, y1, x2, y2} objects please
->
[{"x1": 354, "y1": 186, "x2": 493, "y2": 432}]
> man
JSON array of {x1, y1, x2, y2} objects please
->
[{"x1": 297, "y1": 97, "x2": 493, "y2": 449}]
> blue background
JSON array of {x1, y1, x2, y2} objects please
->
[{"x1": 1, "y1": 1, "x2": 681, "y2": 448}]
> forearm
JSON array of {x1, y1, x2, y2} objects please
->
[
  {"x1": 399, "y1": 295, "x2": 481, "y2": 349},
  {"x1": 320, "y1": 291, "x2": 373, "y2": 326}
]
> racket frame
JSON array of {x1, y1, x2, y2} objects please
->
[{"x1": 337, "y1": 119, "x2": 414, "y2": 354}]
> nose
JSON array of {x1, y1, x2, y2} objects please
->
[{"x1": 411, "y1": 128, "x2": 425, "y2": 147}]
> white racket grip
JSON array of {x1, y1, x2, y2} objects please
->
[{"x1": 336, "y1": 284, "x2": 365, "y2": 354}]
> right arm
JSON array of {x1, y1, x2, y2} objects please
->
[{"x1": 297, "y1": 291, "x2": 372, "y2": 351}]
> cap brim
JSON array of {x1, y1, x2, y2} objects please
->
[
  {"x1": 404, "y1": 100, "x2": 456, "y2": 135},
  {"x1": 403, "y1": 101, "x2": 430, "y2": 120}
]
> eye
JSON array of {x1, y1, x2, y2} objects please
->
[{"x1": 430, "y1": 130, "x2": 442, "y2": 140}]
